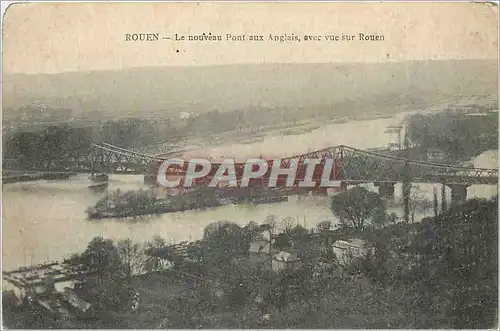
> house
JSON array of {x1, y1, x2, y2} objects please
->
[
  {"x1": 332, "y1": 238, "x2": 372, "y2": 266},
  {"x1": 272, "y1": 251, "x2": 301, "y2": 272}
]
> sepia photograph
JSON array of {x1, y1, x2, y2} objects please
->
[{"x1": 1, "y1": 2, "x2": 498, "y2": 329}]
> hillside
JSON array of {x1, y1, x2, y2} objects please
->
[{"x1": 2, "y1": 60, "x2": 497, "y2": 119}]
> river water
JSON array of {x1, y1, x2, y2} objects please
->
[{"x1": 2, "y1": 112, "x2": 497, "y2": 270}]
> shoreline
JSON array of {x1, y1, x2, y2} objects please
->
[{"x1": 87, "y1": 191, "x2": 288, "y2": 220}]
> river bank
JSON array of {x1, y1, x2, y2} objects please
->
[{"x1": 2, "y1": 172, "x2": 76, "y2": 184}]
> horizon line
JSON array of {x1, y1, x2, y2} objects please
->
[{"x1": 4, "y1": 58, "x2": 497, "y2": 77}]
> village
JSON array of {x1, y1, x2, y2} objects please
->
[{"x1": 3, "y1": 215, "x2": 383, "y2": 327}]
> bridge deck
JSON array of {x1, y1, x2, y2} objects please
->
[{"x1": 3, "y1": 142, "x2": 497, "y2": 186}]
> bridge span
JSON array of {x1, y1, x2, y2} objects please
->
[{"x1": 3, "y1": 141, "x2": 497, "y2": 208}]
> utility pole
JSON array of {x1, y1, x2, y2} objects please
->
[
  {"x1": 90, "y1": 145, "x2": 95, "y2": 176},
  {"x1": 433, "y1": 187, "x2": 438, "y2": 218},
  {"x1": 441, "y1": 183, "x2": 447, "y2": 213},
  {"x1": 402, "y1": 129, "x2": 411, "y2": 223}
]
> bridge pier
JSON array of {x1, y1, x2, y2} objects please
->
[
  {"x1": 447, "y1": 184, "x2": 469, "y2": 208},
  {"x1": 374, "y1": 182, "x2": 395, "y2": 199}
]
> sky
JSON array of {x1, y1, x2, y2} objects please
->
[{"x1": 2, "y1": 2, "x2": 498, "y2": 74}]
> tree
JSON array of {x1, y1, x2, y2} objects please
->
[
  {"x1": 264, "y1": 214, "x2": 277, "y2": 258},
  {"x1": 316, "y1": 221, "x2": 332, "y2": 247},
  {"x1": 201, "y1": 222, "x2": 249, "y2": 267},
  {"x1": 117, "y1": 239, "x2": 144, "y2": 281},
  {"x1": 144, "y1": 235, "x2": 175, "y2": 271},
  {"x1": 405, "y1": 111, "x2": 498, "y2": 161},
  {"x1": 388, "y1": 213, "x2": 398, "y2": 224},
  {"x1": 186, "y1": 243, "x2": 203, "y2": 263},
  {"x1": 264, "y1": 214, "x2": 277, "y2": 236},
  {"x1": 331, "y1": 186, "x2": 386, "y2": 231},
  {"x1": 409, "y1": 186, "x2": 432, "y2": 223},
  {"x1": 372, "y1": 209, "x2": 390, "y2": 228},
  {"x1": 281, "y1": 216, "x2": 296, "y2": 235},
  {"x1": 274, "y1": 232, "x2": 291, "y2": 251},
  {"x1": 405, "y1": 197, "x2": 498, "y2": 328},
  {"x1": 80, "y1": 237, "x2": 122, "y2": 283}
]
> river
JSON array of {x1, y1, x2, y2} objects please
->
[{"x1": 2, "y1": 111, "x2": 497, "y2": 270}]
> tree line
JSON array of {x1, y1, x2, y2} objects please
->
[
  {"x1": 2, "y1": 118, "x2": 183, "y2": 170},
  {"x1": 405, "y1": 110, "x2": 498, "y2": 161}
]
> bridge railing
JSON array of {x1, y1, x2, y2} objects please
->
[{"x1": 337, "y1": 145, "x2": 497, "y2": 185}]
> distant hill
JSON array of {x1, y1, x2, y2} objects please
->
[{"x1": 2, "y1": 60, "x2": 498, "y2": 119}]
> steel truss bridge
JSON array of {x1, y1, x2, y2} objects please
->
[{"x1": 3, "y1": 141, "x2": 498, "y2": 186}]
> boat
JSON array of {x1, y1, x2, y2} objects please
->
[
  {"x1": 88, "y1": 182, "x2": 108, "y2": 193},
  {"x1": 89, "y1": 173, "x2": 109, "y2": 182}
]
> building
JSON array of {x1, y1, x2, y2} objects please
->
[
  {"x1": 332, "y1": 238, "x2": 372, "y2": 266},
  {"x1": 272, "y1": 251, "x2": 301, "y2": 272},
  {"x1": 3, "y1": 262, "x2": 83, "y2": 307}
]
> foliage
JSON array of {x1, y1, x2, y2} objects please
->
[
  {"x1": 274, "y1": 232, "x2": 291, "y2": 251},
  {"x1": 410, "y1": 197, "x2": 498, "y2": 328},
  {"x1": 289, "y1": 225, "x2": 310, "y2": 249},
  {"x1": 331, "y1": 186, "x2": 386, "y2": 230},
  {"x1": 2, "y1": 117, "x2": 180, "y2": 170},
  {"x1": 405, "y1": 111, "x2": 498, "y2": 161},
  {"x1": 77, "y1": 277, "x2": 135, "y2": 314},
  {"x1": 79, "y1": 237, "x2": 122, "y2": 281},
  {"x1": 280, "y1": 216, "x2": 296, "y2": 235},
  {"x1": 143, "y1": 236, "x2": 180, "y2": 271},
  {"x1": 316, "y1": 220, "x2": 333, "y2": 247},
  {"x1": 201, "y1": 222, "x2": 250, "y2": 267},
  {"x1": 93, "y1": 188, "x2": 158, "y2": 212},
  {"x1": 360, "y1": 197, "x2": 498, "y2": 328},
  {"x1": 408, "y1": 185, "x2": 433, "y2": 223},
  {"x1": 117, "y1": 239, "x2": 144, "y2": 280},
  {"x1": 68, "y1": 237, "x2": 139, "y2": 316},
  {"x1": 3, "y1": 125, "x2": 92, "y2": 169}
]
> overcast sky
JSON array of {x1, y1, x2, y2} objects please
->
[{"x1": 3, "y1": 2, "x2": 498, "y2": 75}]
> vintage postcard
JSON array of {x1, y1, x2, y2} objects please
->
[{"x1": 1, "y1": 2, "x2": 498, "y2": 329}]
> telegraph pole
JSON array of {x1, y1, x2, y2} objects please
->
[
  {"x1": 402, "y1": 128, "x2": 411, "y2": 223},
  {"x1": 433, "y1": 187, "x2": 439, "y2": 218}
]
